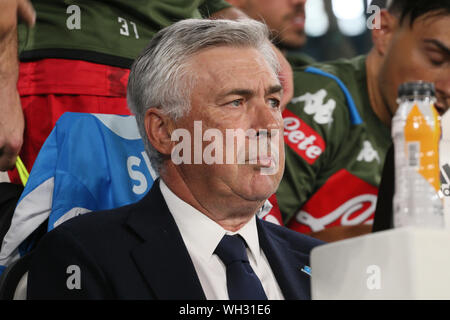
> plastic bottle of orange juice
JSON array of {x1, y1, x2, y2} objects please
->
[{"x1": 392, "y1": 81, "x2": 444, "y2": 228}]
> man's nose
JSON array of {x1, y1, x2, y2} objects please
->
[
  {"x1": 436, "y1": 73, "x2": 450, "y2": 99},
  {"x1": 252, "y1": 102, "x2": 281, "y2": 136},
  {"x1": 435, "y1": 70, "x2": 450, "y2": 107}
]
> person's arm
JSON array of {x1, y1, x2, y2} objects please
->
[
  {"x1": 0, "y1": 0, "x2": 35, "y2": 171},
  {"x1": 209, "y1": 6, "x2": 294, "y2": 110}
]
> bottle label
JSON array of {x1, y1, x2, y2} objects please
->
[
  {"x1": 404, "y1": 104, "x2": 441, "y2": 192},
  {"x1": 407, "y1": 141, "x2": 420, "y2": 168}
]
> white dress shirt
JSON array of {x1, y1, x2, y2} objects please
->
[{"x1": 159, "y1": 180, "x2": 285, "y2": 300}]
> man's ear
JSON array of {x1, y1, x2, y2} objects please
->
[
  {"x1": 144, "y1": 107, "x2": 175, "y2": 156},
  {"x1": 371, "y1": 9, "x2": 399, "y2": 56}
]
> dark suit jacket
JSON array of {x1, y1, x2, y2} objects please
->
[{"x1": 27, "y1": 181, "x2": 323, "y2": 300}]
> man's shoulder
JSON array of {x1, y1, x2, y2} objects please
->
[
  {"x1": 294, "y1": 55, "x2": 367, "y2": 80},
  {"x1": 49, "y1": 201, "x2": 137, "y2": 243},
  {"x1": 287, "y1": 55, "x2": 368, "y2": 145},
  {"x1": 260, "y1": 219, "x2": 324, "y2": 251},
  {"x1": 43, "y1": 182, "x2": 166, "y2": 249},
  {"x1": 292, "y1": 55, "x2": 367, "y2": 96}
]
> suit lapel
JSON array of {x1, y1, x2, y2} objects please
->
[
  {"x1": 257, "y1": 220, "x2": 312, "y2": 300},
  {"x1": 126, "y1": 180, "x2": 206, "y2": 300}
]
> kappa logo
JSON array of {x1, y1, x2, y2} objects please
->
[
  {"x1": 441, "y1": 163, "x2": 450, "y2": 197},
  {"x1": 282, "y1": 109, "x2": 326, "y2": 164},
  {"x1": 357, "y1": 140, "x2": 380, "y2": 163},
  {"x1": 291, "y1": 89, "x2": 336, "y2": 125}
]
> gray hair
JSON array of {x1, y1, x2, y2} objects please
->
[{"x1": 127, "y1": 18, "x2": 280, "y2": 173}]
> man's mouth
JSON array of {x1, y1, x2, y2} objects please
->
[
  {"x1": 246, "y1": 155, "x2": 276, "y2": 168},
  {"x1": 292, "y1": 16, "x2": 305, "y2": 30},
  {"x1": 292, "y1": 15, "x2": 305, "y2": 30}
]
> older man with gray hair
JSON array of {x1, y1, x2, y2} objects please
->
[{"x1": 27, "y1": 18, "x2": 322, "y2": 300}]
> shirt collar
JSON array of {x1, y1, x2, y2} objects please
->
[
  {"x1": 230, "y1": 215, "x2": 261, "y2": 265},
  {"x1": 159, "y1": 179, "x2": 262, "y2": 264}
]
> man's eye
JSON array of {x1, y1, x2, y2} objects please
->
[
  {"x1": 427, "y1": 52, "x2": 445, "y2": 66},
  {"x1": 430, "y1": 57, "x2": 445, "y2": 66},
  {"x1": 268, "y1": 98, "x2": 280, "y2": 109},
  {"x1": 229, "y1": 99, "x2": 243, "y2": 107}
]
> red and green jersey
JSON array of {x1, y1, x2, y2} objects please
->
[
  {"x1": 276, "y1": 55, "x2": 391, "y2": 233},
  {"x1": 18, "y1": 0, "x2": 231, "y2": 68}
]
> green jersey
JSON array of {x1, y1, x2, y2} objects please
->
[
  {"x1": 277, "y1": 55, "x2": 391, "y2": 233},
  {"x1": 18, "y1": 0, "x2": 231, "y2": 68},
  {"x1": 285, "y1": 51, "x2": 315, "y2": 68}
]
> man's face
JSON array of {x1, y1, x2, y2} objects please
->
[
  {"x1": 379, "y1": 13, "x2": 450, "y2": 116},
  {"x1": 239, "y1": 0, "x2": 307, "y2": 48},
  {"x1": 172, "y1": 46, "x2": 285, "y2": 210}
]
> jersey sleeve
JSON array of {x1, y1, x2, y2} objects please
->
[
  {"x1": 198, "y1": 0, "x2": 232, "y2": 17},
  {"x1": 277, "y1": 69, "x2": 351, "y2": 223}
]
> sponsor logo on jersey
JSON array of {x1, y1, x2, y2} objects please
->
[
  {"x1": 357, "y1": 140, "x2": 380, "y2": 163},
  {"x1": 282, "y1": 109, "x2": 325, "y2": 165},
  {"x1": 287, "y1": 169, "x2": 378, "y2": 233},
  {"x1": 291, "y1": 89, "x2": 336, "y2": 125}
]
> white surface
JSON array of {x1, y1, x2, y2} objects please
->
[
  {"x1": 0, "y1": 171, "x2": 10, "y2": 183},
  {"x1": 13, "y1": 272, "x2": 28, "y2": 300},
  {"x1": 441, "y1": 139, "x2": 450, "y2": 229},
  {"x1": 441, "y1": 111, "x2": 450, "y2": 229},
  {"x1": 311, "y1": 227, "x2": 450, "y2": 299},
  {"x1": 442, "y1": 110, "x2": 450, "y2": 140}
]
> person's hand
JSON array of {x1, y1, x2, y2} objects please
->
[
  {"x1": 0, "y1": 85, "x2": 25, "y2": 171},
  {"x1": 0, "y1": 0, "x2": 35, "y2": 171}
]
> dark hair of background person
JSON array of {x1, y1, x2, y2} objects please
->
[
  {"x1": 385, "y1": 0, "x2": 450, "y2": 26},
  {"x1": 305, "y1": 0, "x2": 450, "y2": 62}
]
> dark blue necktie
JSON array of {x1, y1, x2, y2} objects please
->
[{"x1": 214, "y1": 235, "x2": 268, "y2": 300}]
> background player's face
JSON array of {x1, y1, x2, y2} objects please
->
[
  {"x1": 379, "y1": 13, "x2": 450, "y2": 116},
  {"x1": 234, "y1": 0, "x2": 307, "y2": 48}
]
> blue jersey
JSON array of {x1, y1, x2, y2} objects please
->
[{"x1": 0, "y1": 112, "x2": 157, "y2": 272}]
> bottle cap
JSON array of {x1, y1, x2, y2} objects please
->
[{"x1": 398, "y1": 81, "x2": 436, "y2": 99}]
